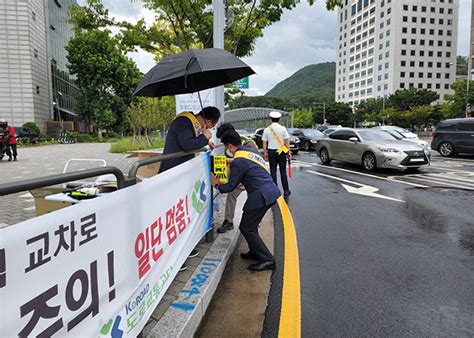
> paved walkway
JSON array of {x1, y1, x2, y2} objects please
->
[{"x1": 0, "y1": 143, "x2": 135, "y2": 227}]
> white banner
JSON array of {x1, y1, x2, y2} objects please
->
[
  {"x1": 175, "y1": 89, "x2": 216, "y2": 114},
  {"x1": 0, "y1": 152, "x2": 212, "y2": 337}
]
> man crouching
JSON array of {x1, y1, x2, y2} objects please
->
[{"x1": 211, "y1": 130, "x2": 280, "y2": 271}]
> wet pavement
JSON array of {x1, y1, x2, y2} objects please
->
[{"x1": 283, "y1": 151, "x2": 474, "y2": 336}]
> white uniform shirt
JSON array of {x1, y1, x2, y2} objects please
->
[{"x1": 262, "y1": 122, "x2": 290, "y2": 150}]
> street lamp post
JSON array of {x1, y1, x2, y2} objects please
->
[
  {"x1": 312, "y1": 101, "x2": 326, "y2": 125},
  {"x1": 450, "y1": 62, "x2": 470, "y2": 118}
]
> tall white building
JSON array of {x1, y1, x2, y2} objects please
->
[{"x1": 335, "y1": 0, "x2": 459, "y2": 105}]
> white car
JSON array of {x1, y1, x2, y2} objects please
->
[{"x1": 372, "y1": 126, "x2": 430, "y2": 150}]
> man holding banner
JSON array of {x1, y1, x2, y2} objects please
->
[
  {"x1": 158, "y1": 106, "x2": 221, "y2": 173},
  {"x1": 215, "y1": 123, "x2": 258, "y2": 234},
  {"x1": 211, "y1": 130, "x2": 280, "y2": 271}
]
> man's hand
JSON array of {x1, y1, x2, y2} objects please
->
[
  {"x1": 203, "y1": 128, "x2": 212, "y2": 140},
  {"x1": 226, "y1": 158, "x2": 234, "y2": 164},
  {"x1": 264, "y1": 152, "x2": 269, "y2": 161},
  {"x1": 211, "y1": 173, "x2": 220, "y2": 187},
  {"x1": 208, "y1": 140, "x2": 215, "y2": 150},
  {"x1": 287, "y1": 151, "x2": 292, "y2": 160}
]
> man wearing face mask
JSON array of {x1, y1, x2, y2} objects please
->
[
  {"x1": 158, "y1": 106, "x2": 221, "y2": 173},
  {"x1": 211, "y1": 130, "x2": 280, "y2": 271}
]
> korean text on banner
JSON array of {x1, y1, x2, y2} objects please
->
[
  {"x1": 213, "y1": 155, "x2": 228, "y2": 183},
  {"x1": 0, "y1": 152, "x2": 212, "y2": 337},
  {"x1": 175, "y1": 88, "x2": 216, "y2": 115}
]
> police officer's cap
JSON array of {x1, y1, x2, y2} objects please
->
[{"x1": 269, "y1": 111, "x2": 282, "y2": 119}]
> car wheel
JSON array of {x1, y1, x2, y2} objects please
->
[
  {"x1": 319, "y1": 148, "x2": 331, "y2": 164},
  {"x1": 438, "y1": 141, "x2": 455, "y2": 157},
  {"x1": 362, "y1": 152, "x2": 377, "y2": 171},
  {"x1": 304, "y1": 141, "x2": 311, "y2": 151}
]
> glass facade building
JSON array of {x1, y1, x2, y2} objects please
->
[{"x1": 48, "y1": 0, "x2": 78, "y2": 118}]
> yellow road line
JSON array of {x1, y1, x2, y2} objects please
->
[{"x1": 277, "y1": 196, "x2": 301, "y2": 338}]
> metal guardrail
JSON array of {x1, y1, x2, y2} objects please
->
[{"x1": 0, "y1": 166, "x2": 126, "y2": 196}]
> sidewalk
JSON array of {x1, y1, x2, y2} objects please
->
[{"x1": 141, "y1": 193, "x2": 247, "y2": 337}]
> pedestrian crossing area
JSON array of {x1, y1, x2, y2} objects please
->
[{"x1": 389, "y1": 171, "x2": 474, "y2": 190}]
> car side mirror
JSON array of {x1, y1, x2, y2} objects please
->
[{"x1": 349, "y1": 137, "x2": 358, "y2": 143}]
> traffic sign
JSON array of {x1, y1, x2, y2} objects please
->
[{"x1": 233, "y1": 77, "x2": 249, "y2": 89}]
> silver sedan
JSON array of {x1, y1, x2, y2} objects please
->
[{"x1": 315, "y1": 128, "x2": 431, "y2": 171}]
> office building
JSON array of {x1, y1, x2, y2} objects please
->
[
  {"x1": 0, "y1": 0, "x2": 78, "y2": 132},
  {"x1": 335, "y1": 0, "x2": 459, "y2": 105}
]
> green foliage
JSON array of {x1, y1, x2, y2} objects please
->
[
  {"x1": 22, "y1": 122, "x2": 40, "y2": 135},
  {"x1": 110, "y1": 136, "x2": 165, "y2": 153},
  {"x1": 456, "y1": 55, "x2": 468, "y2": 76},
  {"x1": 387, "y1": 88, "x2": 439, "y2": 112},
  {"x1": 312, "y1": 102, "x2": 353, "y2": 126},
  {"x1": 66, "y1": 27, "x2": 142, "y2": 134},
  {"x1": 445, "y1": 79, "x2": 474, "y2": 118},
  {"x1": 265, "y1": 62, "x2": 336, "y2": 106},
  {"x1": 126, "y1": 97, "x2": 175, "y2": 135},
  {"x1": 70, "y1": 0, "x2": 340, "y2": 59},
  {"x1": 293, "y1": 109, "x2": 313, "y2": 128}
]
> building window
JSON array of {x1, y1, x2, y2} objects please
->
[
  {"x1": 420, "y1": 51, "x2": 425, "y2": 57},
  {"x1": 436, "y1": 73, "x2": 441, "y2": 79},
  {"x1": 421, "y1": 17, "x2": 426, "y2": 23},
  {"x1": 33, "y1": 49, "x2": 38, "y2": 58},
  {"x1": 419, "y1": 61, "x2": 424, "y2": 67},
  {"x1": 402, "y1": 27, "x2": 407, "y2": 33},
  {"x1": 436, "y1": 83, "x2": 441, "y2": 89},
  {"x1": 401, "y1": 50, "x2": 406, "y2": 56},
  {"x1": 410, "y1": 61, "x2": 415, "y2": 67},
  {"x1": 445, "y1": 73, "x2": 450, "y2": 79},
  {"x1": 401, "y1": 72, "x2": 405, "y2": 78},
  {"x1": 428, "y1": 73, "x2": 433, "y2": 78},
  {"x1": 409, "y1": 72, "x2": 415, "y2": 78},
  {"x1": 400, "y1": 83, "x2": 405, "y2": 88},
  {"x1": 445, "y1": 84, "x2": 450, "y2": 89},
  {"x1": 36, "y1": 86, "x2": 40, "y2": 94},
  {"x1": 427, "y1": 83, "x2": 432, "y2": 88},
  {"x1": 32, "y1": 10, "x2": 36, "y2": 21},
  {"x1": 412, "y1": 17, "x2": 417, "y2": 23},
  {"x1": 403, "y1": 16, "x2": 408, "y2": 22},
  {"x1": 418, "y1": 83, "x2": 423, "y2": 89},
  {"x1": 401, "y1": 61, "x2": 406, "y2": 66},
  {"x1": 421, "y1": 28, "x2": 426, "y2": 34},
  {"x1": 410, "y1": 50, "x2": 416, "y2": 56},
  {"x1": 413, "y1": 5, "x2": 417, "y2": 11},
  {"x1": 419, "y1": 72, "x2": 424, "y2": 78}
]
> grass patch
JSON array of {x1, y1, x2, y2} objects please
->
[{"x1": 110, "y1": 136, "x2": 165, "y2": 153}]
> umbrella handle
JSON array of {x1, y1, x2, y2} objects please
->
[{"x1": 197, "y1": 91, "x2": 203, "y2": 109}]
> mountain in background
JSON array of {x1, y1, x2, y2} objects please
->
[{"x1": 265, "y1": 62, "x2": 336, "y2": 106}]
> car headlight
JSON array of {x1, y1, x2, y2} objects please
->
[
  {"x1": 310, "y1": 139, "x2": 318, "y2": 144},
  {"x1": 378, "y1": 147, "x2": 400, "y2": 153}
]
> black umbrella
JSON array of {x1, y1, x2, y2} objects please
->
[{"x1": 133, "y1": 48, "x2": 255, "y2": 98}]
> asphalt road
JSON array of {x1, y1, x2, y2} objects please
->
[{"x1": 284, "y1": 151, "x2": 474, "y2": 336}]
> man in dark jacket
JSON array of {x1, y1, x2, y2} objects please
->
[
  {"x1": 159, "y1": 106, "x2": 221, "y2": 173},
  {"x1": 211, "y1": 130, "x2": 280, "y2": 271}
]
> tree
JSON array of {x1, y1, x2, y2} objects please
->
[
  {"x1": 293, "y1": 108, "x2": 313, "y2": 128},
  {"x1": 70, "y1": 0, "x2": 342, "y2": 59},
  {"x1": 388, "y1": 88, "x2": 439, "y2": 112},
  {"x1": 404, "y1": 105, "x2": 434, "y2": 130},
  {"x1": 445, "y1": 79, "x2": 474, "y2": 118},
  {"x1": 313, "y1": 102, "x2": 352, "y2": 126},
  {"x1": 228, "y1": 95, "x2": 293, "y2": 110},
  {"x1": 355, "y1": 98, "x2": 383, "y2": 122},
  {"x1": 66, "y1": 29, "x2": 142, "y2": 135}
]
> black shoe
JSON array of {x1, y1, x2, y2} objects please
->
[
  {"x1": 248, "y1": 260, "x2": 276, "y2": 271},
  {"x1": 240, "y1": 251, "x2": 258, "y2": 260},
  {"x1": 8, "y1": 158, "x2": 12, "y2": 162},
  {"x1": 13, "y1": 157, "x2": 16, "y2": 161},
  {"x1": 179, "y1": 264, "x2": 188, "y2": 272},
  {"x1": 284, "y1": 191, "x2": 291, "y2": 197},
  {"x1": 217, "y1": 221, "x2": 234, "y2": 233},
  {"x1": 188, "y1": 249, "x2": 199, "y2": 258}
]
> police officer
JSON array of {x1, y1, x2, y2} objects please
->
[
  {"x1": 215, "y1": 123, "x2": 258, "y2": 233},
  {"x1": 211, "y1": 130, "x2": 280, "y2": 271},
  {"x1": 262, "y1": 111, "x2": 291, "y2": 196},
  {"x1": 159, "y1": 106, "x2": 221, "y2": 173}
]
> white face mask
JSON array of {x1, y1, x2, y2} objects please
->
[{"x1": 225, "y1": 148, "x2": 234, "y2": 158}]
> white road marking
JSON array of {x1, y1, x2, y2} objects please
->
[
  {"x1": 23, "y1": 206, "x2": 36, "y2": 211},
  {"x1": 19, "y1": 192, "x2": 33, "y2": 198},
  {"x1": 399, "y1": 175, "x2": 474, "y2": 190},
  {"x1": 293, "y1": 160, "x2": 428, "y2": 188},
  {"x1": 307, "y1": 170, "x2": 405, "y2": 203},
  {"x1": 424, "y1": 173, "x2": 474, "y2": 184},
  {"x1": 24, "y1": 199, "x2": 34, "y2": 203}
]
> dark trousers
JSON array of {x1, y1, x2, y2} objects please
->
[
  {"x1": 268, "y1": 149, "x2": 289, "y2": 193},
  {"x1": 6, "y1": 144, "x2": 17, "y2": 159},
  {"x1": 240, "y1": 203, "x2": 274, "y2": 262}
]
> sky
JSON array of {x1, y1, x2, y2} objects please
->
[{"x1": 78, "y1": 0, "x2": 472, "y2": 96}]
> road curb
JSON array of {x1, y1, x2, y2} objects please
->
[{"x1": 146, "y1": 226, "x2": 240, "y2": 337}]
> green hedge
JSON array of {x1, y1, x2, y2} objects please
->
[
  {"x1": 22, "y1": 122, "x2": 40, "y2": 134},
  {"x1": 110, "y1": 137, "x2": 164, "y2": 153}
]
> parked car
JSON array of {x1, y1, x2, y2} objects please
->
[
  {"x1": 431, "y1": 118, "x2": 474, "y2": 157},
  {"x1": 235, "y1": 129, "x2": 253, "y2": 138},
  {"x1": 252, "y1": 127, "x2": 300, "y2": 154},
  {"x1": 315, "y1": 128, "x2": 430, "y2": 171},
  {"x1": 14, "y1": 127, "x2": 39, "y2": 144},
  {"x1": 372, "y1": 126, "x2": 430, "y2": 149},
  {"x1": 289, "y1": 128, "x2": 325, "y2": 151},
  {"x1": 322, "y1": 128, "x2": 338, "y2": 135}
]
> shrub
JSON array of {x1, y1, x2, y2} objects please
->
[
  {"x1": 110, "y1": 137, "x2": 164, "y2": 153},
  {"x1": 22, "y1": 122, "x2": 40, "y2": 135}
]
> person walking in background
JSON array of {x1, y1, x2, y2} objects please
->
[
  {"x1": 215, "y1": 123, "x2": 258, "y2": 233},
  {"x1": 158, "y1": 106, "x2": 220, "y2": 272},
  {"x1": 6, "y1": 125, "x2": 17, "y2": 161},
  {"x1": 262, "y1": 111, "x2": 291, "y2": 196},
  {"x1": 212, "y1": 130, "x2": 280, "y2": 271}
]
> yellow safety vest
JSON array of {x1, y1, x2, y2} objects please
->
[
  {"x1": 268, "y1": 124, "x2": 289, "y2": 155},
  {"x1": 233, "y1": 150, "x2": 270, "y2": 172},
  {"x1": 241, "y1": 136, "x2": 258, "y2": 149},
  {"x1": 177, "y1": 112, "x2": 202, "y2": 137}
]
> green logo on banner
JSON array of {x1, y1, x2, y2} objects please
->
[{"x1": 192, "y1": 180, "x2": 206, "y2": 213}]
